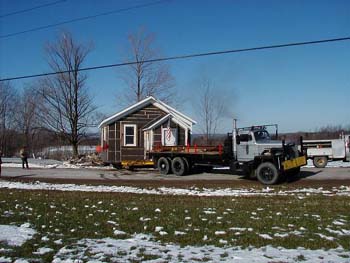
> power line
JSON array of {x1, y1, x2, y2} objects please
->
[
  {"x1": 0, "y1": 0, "x2": 170, "y2": 39},
  {"x1": 0, "y1": 0, "x2": 67, "y2": 18},
  {"x1": 1, "y1": 36, "x2": 349, "y2": 82}
]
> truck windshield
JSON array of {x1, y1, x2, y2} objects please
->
[{"x1": 254, "y1": 130, "x2": 271, "y2": 141}]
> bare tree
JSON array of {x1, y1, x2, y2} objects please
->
[
  {"x1": 38, "y1": 32, "x2": 96, "y2": 157},
  {"x1": 0, "y1": 81, "x2": 18, "y2": 155},
  {"x1": 14, "y1": 84, "x2": 42, "y2": 150},
  {"x1": 195, "y1": 78, "x2": 226, "y2": 145},
  {"x1": 121, "y1": 27, "x2": 175, "y2": 104}
]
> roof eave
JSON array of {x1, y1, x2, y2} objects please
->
[{"x1": 98, "y1": 96, "x2": 156, "y2": 128}]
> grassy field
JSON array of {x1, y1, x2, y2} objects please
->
[{"x1": 0, "y1": 188, "x2": 349, "y2": 262}]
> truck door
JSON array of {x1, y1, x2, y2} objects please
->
[{"x1": 236, "y1": 133, "x2": 254, "y2": 161}]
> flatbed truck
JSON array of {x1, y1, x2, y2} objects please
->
[{"x1": 149, "y1": 121, "x2": 307, "y2": 185}]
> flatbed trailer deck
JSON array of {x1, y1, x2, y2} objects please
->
[{"x1": 149, "y1": 144, "x2": 233, "y2": 175}]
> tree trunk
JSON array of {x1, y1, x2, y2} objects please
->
[
  {"x1": 72, "y1": 142, "x2": 79, "y2": 158},
  {"x1": 137, "y1": 74, "x2": 141, "y2": 102}
]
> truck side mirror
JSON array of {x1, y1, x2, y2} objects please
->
[{"x1": 236, "y1": 135, "x2": 240, "y2": 145}]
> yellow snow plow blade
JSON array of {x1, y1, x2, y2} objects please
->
[{"x1": 282, "y1": 156, "x2": 307, "y2": 170}]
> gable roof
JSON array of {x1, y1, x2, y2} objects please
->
[
  {"x1": 98, "y1": 96, "x2": 196, "y2": 129},
  {"x1": 142, "y1": 113, "x2": 191, "y2": 131}
]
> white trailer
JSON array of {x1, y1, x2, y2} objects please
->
[{"x1": 303, "y1": 134, "x2": 350, "y2": 168}]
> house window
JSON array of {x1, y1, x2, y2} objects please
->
[{"x1": 124, "y1": 124, "x2": 137, "y2": 146}]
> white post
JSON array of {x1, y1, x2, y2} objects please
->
[{"x1": 233, "y1": 119, "x2": 237, "y2": 160}]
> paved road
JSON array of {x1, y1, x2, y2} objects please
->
[{"x1": 1, "y1": 166, "x2": 349, "y2": 182}]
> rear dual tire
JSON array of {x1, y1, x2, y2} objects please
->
[
  {"x1": 157, "y1": 157, "x2": 189, "y2": 176},
  {"x1": 157, "y1": 157, "x2": 171, "y2": 175},
  {"x1": 171, "y1": 157, "x2": 189, "y2": 176}
]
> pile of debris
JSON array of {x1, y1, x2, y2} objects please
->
[{"x1": 67, "y1": 153, "x2": 105, "y2": 167}]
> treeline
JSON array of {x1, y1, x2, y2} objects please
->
[
  {"x1": 192, "y1": 124, "x2": 350, "y2": 146},
  {"x1": 0, "y1": 81, "x2": 99, "y2": 158},
  {"x1": 282, "y1": 124, "x2": 350, "y2": 143}
]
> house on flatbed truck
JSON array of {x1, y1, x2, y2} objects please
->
[{"x1": 98, "y1": 96, "x2": 196, "y2": 167}]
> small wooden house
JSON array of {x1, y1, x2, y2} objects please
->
[{"x1": 98, "y1": 96, "x2": 196, "y2": 166}]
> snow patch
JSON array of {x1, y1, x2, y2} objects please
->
[
  {"x1": 215, "y1": 231, "x2": 226, "y2": 236},
  {"x1": 1, "y1": 181, "x2": 349, "y2": 197},
  {"x1": 259, "y1": 234, "x2": 273, "y2": 240},
  {"x1": 304, "y1": 159, "x2": 350, "y2": 168},
  {"x1": 113, "y1": 230, "x2": 126, "y2": 236},
  {"x1": 174, "y1": 231, "x2": 186, "y2": 236},
  {"x1": 0, "y1": 224, "x2": 36, "y2": 247},
  {"x1": 51, "y1": 233, "x2": 350, "y2": 263},
  {"x1": 33, "y1": 247, "x2": 54, "y2": 255}
]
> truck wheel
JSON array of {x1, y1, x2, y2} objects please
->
[
  {"x1": 183, "y1": 157, "x2": 191, "y2": 173},
  {"x1": 256, "y1": 162, "x2": 279, "y2": 185},
  {"x1": 171, "y1": 157, "x2": 187, "y2": 176},
  {"x1": 313, "y1": 157, "x2": 328, "y2": 168},
  {"x1": 157, "y1": 157, "x2": 171, "y2": 175}
]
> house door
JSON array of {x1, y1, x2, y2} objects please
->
[{"x1": 162, "y1": 127, "x2": 177, "y2": 146}]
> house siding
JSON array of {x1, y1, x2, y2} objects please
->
[
  {"x1": 178, "y1": 125, "x2": 185, "y2": 145},
  {"x1": 107, "y1": 105, "x2": 166, "y2": 162},
  {"x1": 154, "y1": 121, "x2": 187, "y2": 148}
]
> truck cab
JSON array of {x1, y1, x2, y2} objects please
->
[
  {"x1": 236, "y1": 128, "x2": 282, "y2": 162},
  {"x1": 232, "y1": 124, "x2": 306, "y2": 184}
]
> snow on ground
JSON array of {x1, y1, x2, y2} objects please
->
[
  {"x1": 0, "y1": 224, "x2": 36, "y2": 247},
  {"x1": 1, "y1": 158, "x2": 111, "y2": 170},
  {"x1": 33, "y1": 247, "x2": 54, "y2": 255},
  {"x1": 304, "y1": 159, "x2": 350, "y2": 168},
  {"x1": 51, "y1": 233, "x2": 349, "y2": 263},
  {"x1": 0, "y1": 181, "x2": 349, "y2": 197}
]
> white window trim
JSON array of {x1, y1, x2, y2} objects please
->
[
  {"x1": 161, "y1": 127, "x2": 178, "y2": 146},
  {"x1": 124, "y1": 124, "x2": 137, "y2": 147}
]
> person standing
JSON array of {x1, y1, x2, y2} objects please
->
[{"x1": 20, "y1": 146, "x2": 29, "y2": 169}]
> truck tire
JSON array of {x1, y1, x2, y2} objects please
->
[
  {"x1": 171, "y1": 157, "x2": 187, "y2": 176},
  {"x1": 183, "y1": 157, "x2": 191, "y2": 173},
  {"x1": 157, "y1": 157, "x2": 171, "y2": 175},
  {"x1": 313, "y1": 156, "x2": 328, "y2": 168},
  {"x1": 256, "y1": 162, "x2": 279, "y2": 185}
]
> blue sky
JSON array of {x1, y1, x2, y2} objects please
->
[{"x1": 0, "y1": 0, "x2": 349, "y2": 133}]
